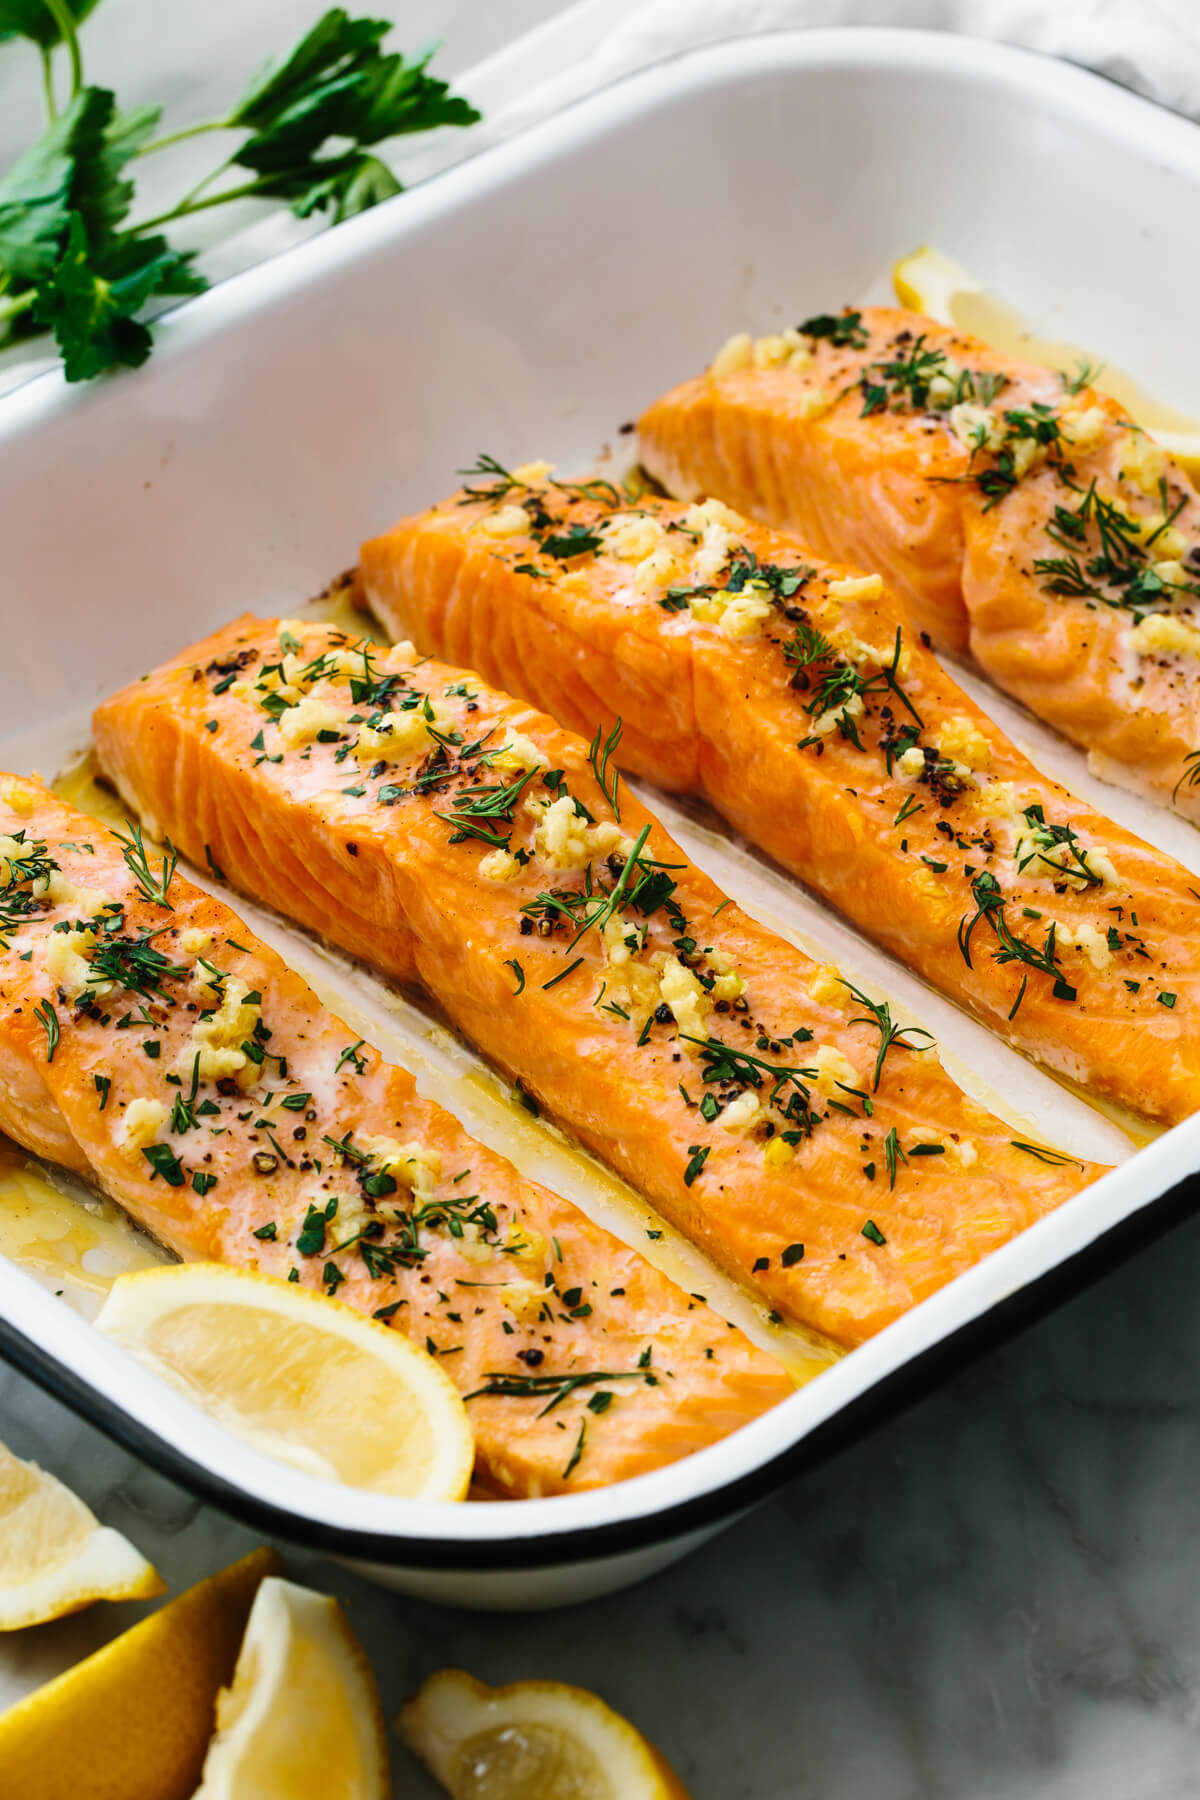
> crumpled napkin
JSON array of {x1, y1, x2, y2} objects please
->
[{"x1": 471, "y1": 0, "x2": 1200, "y2": 149}]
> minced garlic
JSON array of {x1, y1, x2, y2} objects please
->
[
  {"x1": 477, "y1": 505, "x2": 530, "y2": 538},
  {"x1": 753, "y1": 329, "x2": 814, "y2": 372},
  {"x1": 353, "y1": 706, "x2": 447, "y2": 763},
  {"x1": 184, "y1": 976, "x2": 262, "y2": 1086},
  {"x1": 277, "y1": 694, "x2": 344, "y2": 750},
  {"x1": 530, "y1": 794, "x2": 627, "y2": 872},
  {"x1": 809, "y1": 963, "x2": 845, "y2": 1007},
  {"x1": 811, "y1": 1044, "x2": 859, "y2": 1097},
  {"x1": 936, "y1": 715, "x2": 993, "y2": 772},
  {"x1": 1059, "y1": 405, "x2": 1109, "y2": 451},
  {"x1": 763, "y1": 1136, "x2": 795, "y2": 1170},
  {"x1": 604, "y1": 513, "x2": 665, "y2": 564},
  {"x1": 489, "y1": 733, "x2": 547, "y2": 775},
  {"x1": 2, "y1": 784, "x2": 33, "y2": 819},
  {"x1": 44, "y1": 926, "x2": 97, "y2": 1000},
  {"x1": 1119, "y1": 429, "x2": 1167, "y2": 492},
  {"x1": 653, "y1": 955, "x2": 707, "y2": 1040},
  {"x1": 710, "y1": 333, "x2": 754, "y2": 378},
  {"x1": 719, "y1": 1091, "x2": 764, "y2": 1133},
  {"x1": 948, "y1": 402, "x2": 1005, "y2": 453},
  {"x1": 356, "y1": 1135, "x2": 441, "y2": 1202},
  {"x1": 120, "y1": 1097, "x2": 168, "y2": 1157},
  {"x1": 1130, "y1": 611, "x2": 1200, "y2": 660},
  {"x1": 1051, "y1": 919, "x2": 1112, "y2": 973},
  {"x1": 479, "y1": 848, "x2": 522, "y2": 883},
  {"x1": 827, "y1": 573, "x2": 883, "y2": 605}
]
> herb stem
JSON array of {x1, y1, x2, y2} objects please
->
[
  {"x1": 133, "y1": 119, "x2": 235, "y2": 159},
  {"x1": 134, "y1": 177, "x2": 279, "y2": 234},
  {"x1": 0, "y1": 290, "x2": 37, "y2": 327},
  {"x1": 39, "y1": 0, "x2": 82, "y2": 99},
  {"x1": 40, "y1": 44, "x2": 57, "y2": 121}
]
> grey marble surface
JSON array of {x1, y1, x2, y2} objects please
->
[{"x1": 6, "y1": 1199, "x2": 1200, "y2": 1800}]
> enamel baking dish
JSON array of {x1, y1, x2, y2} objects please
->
[{"x1": 3, "y1": 26, "x2": 1200, "y2": 1611}]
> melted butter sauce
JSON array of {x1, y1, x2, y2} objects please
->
[{"x1": 0, "y1": 1146, "x2": 164, "y2": 1319}]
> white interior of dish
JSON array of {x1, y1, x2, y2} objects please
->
[{"x1": 2, "y1": 26, "x2": 1200, "y2": 1550}]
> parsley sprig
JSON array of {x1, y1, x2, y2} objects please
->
[{"x1": 0, "y1": 5, "x2": 479, "y2": 380}]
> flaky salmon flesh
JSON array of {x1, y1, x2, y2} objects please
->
[
  {"x1": 637, "y1": 306, "x2": 1200, "y2": 822},
  {"x1": 357, "y1": 467, "x2": 1200, "y2": 1126},
  {"x1": 0, "y1": 775, "x2": 794, "y2": 1495},
  {"x1": 93, "y1": 621, "x2": 1104, "y2": 1349}
]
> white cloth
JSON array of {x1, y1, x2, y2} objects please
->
[{"x1": 468, "y1": 0, "x2": 1200, "y2": 151}]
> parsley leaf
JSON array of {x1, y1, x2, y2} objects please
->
[{"x1": 0, "y1": 5, "x2": 479, "y2": 380}]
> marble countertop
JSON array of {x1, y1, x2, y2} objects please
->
[
  {"x1": 7, "y1": 1197, "x2": 1200, "y2": 1800},
  {"x1": 5, "y1": 5, "x2": 1200, "y2": 1796}
]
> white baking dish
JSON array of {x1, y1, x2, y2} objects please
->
[{"x1": 2, "y1": 26, "x2": 1200, "y2": 1610}]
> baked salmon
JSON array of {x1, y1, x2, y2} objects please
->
[
  {"x1": 637, "y1": 306, "x2": 1200, "y2": 822},
  {"x1": 0, "y1": 775, "x2": 794, "y2": 1495},
  {"x1": 357, "y1": 465, "x2": 1200, "y2": 1125},
  {"x1": 93, "y1": 620, "x2": 1104, "y2": 1348}
]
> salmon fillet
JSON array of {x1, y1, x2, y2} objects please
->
[
  {"x1": 0, "y1": 775, "x2": 793, "y2": 1495},
  {"x1": 93, "y1": 620, "x2": 1104, "y2": 1348},
  {"x1": 357, "y1": 467, "x2": 1200, "y2": 1125},
  {"x1": 637, "y1": 306, "x2": 1200, "y2": 822}
]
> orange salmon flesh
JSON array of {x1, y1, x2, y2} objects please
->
[
  {"x1": 93, "y1": 621, "x2": 1105, "y2": 1350},
  {"x1": 638, "y1": 306, "x2": 1200, "y2": 824},
  {"x1": 0, "y1": 776, "x2": 793, "y2": 1496},
  {"x1": 357, "y1": 469, "x2": 1200, "y2": 1126}
]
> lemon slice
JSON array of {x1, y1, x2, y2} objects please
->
[
  {"x1": 193, "y1": 1576, "x2": 388, "y2": 1800},
  {"x1": 94, "y1": 1264, "x2": 474, "y2": 1500},
  {"x1": 0, "y1": 1437, "x2": 163, "y2": 1630},
  {"x1": 0, "y1": 1547, "x2": 278, "y2": 1800},
  {"x1": 399, "y1": 1669, "x2": 692, "y2": 1800},
  {"x1": 892, "y1": 245, "x2": 1200, "y2": 476}
]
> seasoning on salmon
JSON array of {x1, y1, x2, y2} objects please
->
[
  {"x1": 356, "y1": 464, "x2": 1200, "y2": 1125},
  {"x1": 0, "y1": 775, "x2": 794, "y2": 1495},
  {"x1": 637, "y1": 306, "x2": 1200, "y2": 823},
  {"x1": 93, "y1": 621, "x2": 1105, "y2": 1349}
]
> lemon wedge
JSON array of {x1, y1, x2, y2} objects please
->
[
  {"x1": 95, "y1": 1264, "x2": 474, "y2": 1500},
  {"x1": 892, "y1": 245, "x2": 1200, "y2": 476},
  {"x1": 399, "y1": 1669, "x2": 692, "y2": 1800},
  {"x1": 193, "y1": 1575, "x2": 388, "y2": 1800},
  {"x1": 0, "y1": 1437, "x2": 163, "y2": 1630},
  {"x1": 0, "y1": 1547, "x2": 278, "y2": 1800}
]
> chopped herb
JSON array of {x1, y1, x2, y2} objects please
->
[
  {"x1": 143, "y1": 1142, "x2": 185, "y2": 1186},
  {"x1": 861, "y1": 1219, "x2": 887, "y2": 1246},
  {"x1": 33, "y1": 999, "x2": 59, "y2": 1061},
  {"x1": 563, "y1": 1420, "x2": 587, "y2": 1479},
  {"x1": 799, "y1": 308, "x2": 868, "y2": 349},
  {"x1": 1010, "y1": 1139, "x2": 1077, "y2": 1166},
  {"x1": 684, "y1": 1144, "x2": 710, "y2": 1186},
  {"x1": 542, "y1": 956, "x2": 584, "y2": 991},
  {"x1": 504, "y1": 957, "x2": 525, "y2": 995},
  {"x1": 840, "y1": 978, "x2": 935, "y2": 1090},
  {"x1": 464, "y1": 1366, "x2": 658, "y2": 1415},
  {"x1": 587, "y1": 717, "x2": 623, "y2": 821},
  {"x1": 781, "y1": 1242, "x2": 805, "y2": 1267},
  {"x1": 883, "y1": 1126, "x2": 906, "y2": 1190},
  {"x1": 114, "y1": 820, "x2": 177, "y2": 908}
]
